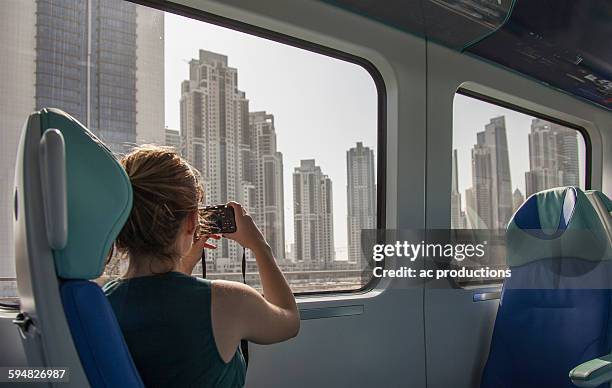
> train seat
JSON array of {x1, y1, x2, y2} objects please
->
[
  {"x1": 14, "y1": 108, "x2": 143, "y2": 387},
  {"x1": 586, "y1": 190, "x2": 612, "y2": 244},
  {"x1": 481, "y1": 187, "x2": 612, "y2": 388}
]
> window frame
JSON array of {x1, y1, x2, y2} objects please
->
[
  {"x1": 125, "y1": 0, "x2": 388, "y2": 296},
  {"x1": 451, "y1": 87, "x2": 593, "y2": 288}
]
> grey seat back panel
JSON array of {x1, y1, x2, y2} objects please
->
[
  {"x1": 14, "y1": 113, "x2": 89, "y2": 388},
  {"x1": 586, "y1": 191, "x2": 612, "y2": 245}
]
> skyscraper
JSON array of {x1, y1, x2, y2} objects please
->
[
  {"x1": 249, "y1": 112, "x2": 285, "y2": 261},
  {"x1": 165, "y1": 128, "x2": 181, "y2": 151},
  {"x1": 556, "y1": 126, "x2": 580, "y2": 187},
  {"x1": 525, "y1": 118, "x2": 559, "y2": 196},
  {"x1": 293, "y1": 160, "x2": 335, "y2": 268},
  {"x1": 525, "y1": 118, "x2": 579, "y2": 196},
  {"x1": 471, "y1": 144, "x2": 493, "y2": 229},
  {"x1": 0, "y1": 0, "x2": 164, "y2": 281},
  {"x1": 180, "y1": 50, "x2": 250, "y2": 269},
  {"x1": 465, "y1": 187, "x2": 477, "y2": 229},
  {"x1": 0, "y1": 0, "x2": 36, "y2": 282},
  {"x1": 135, "y1": 5, "x2": 165, "y2": 146},
  {"x1": 512, "y1": 188, "x2": 525, "y2": 213},
  {"x1": 450, "y1": 149, "x2": 466, "y2": 229},
  {"x1": 34, "y1": 0, "x2": 164, "y2": 155},
  {"x1": 468, "y1": 116, "x2": 513, "y2": 229},
  {"x1": 485, "y1": 116, "x2": 513, "y2": 229},
  {"x1": 346, "y1": 142, "x2": 376, "y2": 263}
]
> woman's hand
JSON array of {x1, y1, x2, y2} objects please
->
[
  {"x1": 223, "y1": 202, "x2": 268, "y2": 252},
  {"x1": 179, "y1": 233, "x2": 221, "y2": 275}
]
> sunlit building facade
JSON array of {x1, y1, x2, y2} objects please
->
[{"x1": 293, "y1": 160, "x2": 335, "y2": 268}]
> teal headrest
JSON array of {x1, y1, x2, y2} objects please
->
[
  {"x1": 506, "y1": 187, "x2": 609, "y2": 267},
  {"x1": 37, "y1": 109, "x2": 132, "y2": 279}
]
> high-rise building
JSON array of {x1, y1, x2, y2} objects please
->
[
  {"x1": 135, "y1": 5, "x2": 165, "y2": 146},
  {"x1": 165, "y1": 128, "x2": 181, "y2": 151},
  {"x1": 0, "y1": 0, "x2": 36, "y2": 282},
  {"x1": 525, "y1": 118, "x2": 579, "y2": 196},
  {"x1": 293, "y1": 160, "x2": 335, "y2": 268},
  {"x1": 286, "y1": 243, "x2": 296, "y2": 263},
  {"x1": 465, "y1": 187, "x2": 477, "y2": 229},
  {"x1": 180, "y1": 50, "x2": 250, "y2": 269},
  {"x1": 556, "y1": 126, "x2": 580, "y2": 187},
  {"x1": 34, "y1": 0, "x2": 164, "y2": 155},
  {"x1": 34, "y1": 0, "x2": 89, "y2": 132},
  {"x1": 470, "y1": 144, "x2": 493, "y2": 229},
  {"x1": 512, "y1": 188, "x2": 525, "y2": 213},
  {"x1": 249, "y1": 112, "x2": 285, "y2": 261},
  {"x1": 346, "y1": 142, "x2": 376, "y2": 263},
  {"x1": 525, "y1": 118, "x2": 560, "y2": 196},
  {"x1": 0, "y1": 0, "x2": 163, "y2": 281},
  {"x1": 469, "y1": 116, "x2": 513, "y2": 230},
  {"x1": 485, "y1": 116, "x2": 513, "y2": 229},
  {"x1": 450, "y1": 149, "x2": 466, "y2": 229}
]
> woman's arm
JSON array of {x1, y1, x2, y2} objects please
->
[{"x1": 211, "y1": 202, "x2": 299, "y2": 360}]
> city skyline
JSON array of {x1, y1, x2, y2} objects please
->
[
  {"x1": 0, "y1": 0, "x2": 377, "y2": 295},
  {"x1": 164, "y1": 12, "x2": 377, "y2": 255},
  {"x1": 525, "y1": 118, "x2": 579, "y2": 196},
  {"x1": 172, "y1": 46, "x2": 378, "y2": 265},
  {"x1": 172, "y1": 48, "x2": 377, "y2": 270},
  {"x1": 9, "y1": 1, "x2": 544, "y2": 295},
  {"x1": 0, "y1": 4, "x2": 378, "y2": 289},
  {"x1": 455, "y1": 113, "x2": 582, "y2": 229},
  {"x1": 0, "y1": 2, "x2": 589, "y2": 295},
  {"x1": 453, "y1": 94, "x2": 586, "y2": 221}
]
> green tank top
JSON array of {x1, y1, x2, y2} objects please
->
[{"x1": 103, "y1": 272, "x2": 246, "y2": 388}]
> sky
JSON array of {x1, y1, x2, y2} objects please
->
[
  {"x1": 164, "y1": 13, "x2": 378, "y2": 257},
  {"x1": 453, "y1": 94, "x2": 587, "y2": 209}
]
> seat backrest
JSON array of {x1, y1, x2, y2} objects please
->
[
  {"x1": 481, "y1": 187, "x2": 612, "y2": 388},
  {"x1": 14, "y1": 108, "x2": 143, "y2": 387},
  {"x1": 586, "y1": 190, "x2": 612, "y2": 244}
]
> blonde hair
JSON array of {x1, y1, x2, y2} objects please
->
[{"x1": 115, "y1": 145, "x2": 210, "y2": 270}]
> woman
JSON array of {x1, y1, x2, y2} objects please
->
[{"x1": 103, "y1": 145, "x2": 299, "y2": 388}]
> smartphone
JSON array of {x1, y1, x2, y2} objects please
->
[{"x1": 203, "y1": 204, "x2": 237, "y2": 234}]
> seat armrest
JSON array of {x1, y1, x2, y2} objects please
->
[{"x1": 570, "y1": 354, "x2": 612, "y2": 387}]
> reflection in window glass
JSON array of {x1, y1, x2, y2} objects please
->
[{"x1": 0, "y1": 1, "x2": 378, "y2": 296}]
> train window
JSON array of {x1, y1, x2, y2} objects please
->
[
  {"x1": 450, "y1": 90, "x2": 588, "y2": 286},
  {"x1": 0, "y1": 1, "x2": 382, "y2": 297}
]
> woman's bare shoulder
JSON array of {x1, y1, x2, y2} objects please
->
[{"x1": 211, "y1": 279, "x2": 258, "y2": 304}]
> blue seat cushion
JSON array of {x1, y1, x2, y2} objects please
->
[
  {"x1": 481, "y1": 287, "x2": 611, "y2": 388},
  {"x1": 61, "y1": 280, "x2": 144, "y2": 388}
]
